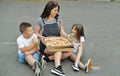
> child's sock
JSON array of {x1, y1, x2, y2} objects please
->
[
  {"x1": 43, "y1": 55, "x2": 50, "y2": 62},
  {"x1": 74, "y1": 63, "x2": 78, "y2": 67}
]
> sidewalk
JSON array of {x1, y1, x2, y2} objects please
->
[{"x1": 0, "y1": 1, "x2": 120, "y2": 76}]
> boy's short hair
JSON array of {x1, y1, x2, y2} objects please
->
[{"x1": 19, "y1": 22, "x2": 32, "y2": 33}]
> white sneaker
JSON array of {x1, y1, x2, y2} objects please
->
[
  {"x1": 34, "y1": 61, "x2": 41, "y2": 76},
  {"x1": 72, "y1": 63, "x2": 79, "y2": 71},
  {"x1": 85, "y1": 59, "x2": 92, "y2": 73},
  {"x1": 40, "y1": 55, "x2": 46, "y2": 71}
]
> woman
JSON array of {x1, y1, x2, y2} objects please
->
[{"x1": 35, "y1": 1, "x2": 71, "y2": 76}]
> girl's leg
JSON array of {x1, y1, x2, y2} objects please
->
[
  {"x1": 69, "y1": 53, "x2": 85, "y2": 70},
  {"x1": 75, "y1": 46, "x2": 82, "y2": 64}
]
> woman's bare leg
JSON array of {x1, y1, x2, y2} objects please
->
[
  {"x1": 44, "y1": 49, "x2": 62, "y2": 67},
  {"x1": 61, "y1": 51, "x2": 71, "y2": 59},
  {"x1": 54, "y1": 51, "x2": 62, "y2": 67}
]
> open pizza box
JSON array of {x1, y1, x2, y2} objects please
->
[{"x1": 44, "y1": 37, "x2": 74, "y2": 52}]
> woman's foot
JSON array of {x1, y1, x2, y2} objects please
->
[
  {"x1": 51, "y1": 65, "x2": 66, "y2": 76},
  {"x1": 85, "y1": 59, "x2": 92, "y2": 73}
]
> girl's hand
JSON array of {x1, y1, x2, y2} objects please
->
[{"x1": 78, "y1": 43, "x2": 83, "y2": 46}]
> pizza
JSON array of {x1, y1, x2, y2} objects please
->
[{"x1": 44, "y1": 37, "x2": 72, "y2": 48}]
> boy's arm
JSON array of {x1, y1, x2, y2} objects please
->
[
  {"x1": 30, "y1": 42, "x2": 38, "y2": 54},
  {"x1": 24, "y1": 41, "x2": 38, "y2": 55},
  {"x1": 20, "y1": 38, "x2": 37, "y2": 53}
]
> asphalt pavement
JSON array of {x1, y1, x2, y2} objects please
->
[{"x1": 0, "y1": 1, "x2": 120, "y2": 76}]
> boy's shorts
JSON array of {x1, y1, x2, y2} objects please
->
[{"x1": 18, "y1": 52, "x2": 39, "y2": 64}]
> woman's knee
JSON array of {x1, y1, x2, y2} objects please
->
[
  {"x1": 44, "y1": 49, "x2": 54, "y2": 55},
  {"x1": 63, "y1": 51, "x2": 71, "y2": 56}
]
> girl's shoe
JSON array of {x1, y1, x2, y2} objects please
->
[
  {"x1": 72, "y1": 63, "x2": 79, "y2": 71},
  {"x1": 85, "y1": 59, "x2": 92, "y2": 73}
]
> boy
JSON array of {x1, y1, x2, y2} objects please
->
[{"x1": 17, "y1": 22, "x2": 43, "y2": 76}]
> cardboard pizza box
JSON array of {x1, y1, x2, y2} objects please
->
[
  {"x1": 44, "y1": 37, "x2": 74, "y2": 52},
  {"x1": 46, "y1": 46, "x2": 74, "y2": 52}
]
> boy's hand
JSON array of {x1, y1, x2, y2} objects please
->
[
  {"x1": 32, "y1": 38, "x2": 38, "y2": 45},
  {"x1": 24, "y1": 51, "x2": 32, "y2": 55},
  {"x1": 32, "y1": 38, "x2": 38, "y2": 43}
]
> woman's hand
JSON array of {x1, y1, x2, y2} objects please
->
[
  {"x1": 40, "y1": 36, "x2": 46, "y2": 44},
  {"x1": 59, "y1": 23, "x2": 68, "y2": 37}
]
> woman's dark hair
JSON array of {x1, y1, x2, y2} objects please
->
[
  {"x1": 72, "y1": 23, "x2": 85, "y2": 41},
  {"x1": 40, "y1": 1, "x2": 60, "y2": 19}
]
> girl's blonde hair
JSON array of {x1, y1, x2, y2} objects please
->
[{"x1": 71, "y1": 23, "x2": 85, "y2": 41}]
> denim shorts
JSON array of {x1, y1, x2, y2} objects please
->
[{"x1": 18, "y1": 52, "x2": 39, "y2": 64}]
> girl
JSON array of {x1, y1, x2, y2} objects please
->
[
  {"x1": 35, "y1": 1, "x2": 71, "y2": 76},
  {"x1": 69, "y1": 23, "x2": 92, "y2": 73}
]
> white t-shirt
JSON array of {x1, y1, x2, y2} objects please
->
[
  {"x1": 17, "y1": 34, "x2": 37, "y2": 54},
  {"x1": 72, "y1": 36, "x2": 85, "y2": 54}
]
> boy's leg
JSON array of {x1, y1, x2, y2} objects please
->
[
  {"x1": 18, "y1": 53, "x2": 26, "y2": 64},
  {"x1": 25, "y1": 54, "x2": 41, "y2": 76},
  {"x1": 25, "y1": 54, "x2": 36, "y2": 69},
  {"x1": 32, "y1": 52, "x2": 39, "y2": 62}
]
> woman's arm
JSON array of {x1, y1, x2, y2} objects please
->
[
  {"x1": 59, "y1": 23, "x2": 68, "y2": 37},
  {"x1": 34, "y1": 25, "x2": 45, "y2": 43},
  {"x1": 34, "y1": 25, "x2": 42, "y2": 39}
]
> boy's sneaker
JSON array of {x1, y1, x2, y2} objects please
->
[
  {"x1": 34, "y1": 61, "x2": 41, "y2": 76},
  {"x1": 43, "y1": 55, "x2": 52, "y2": 62},
  {"x1": 85, "y1": 59, "x2": 92, "y2": 73},
  {"x1": 51, "y1": 65, "x2": 66, "y2": 76},
  {"x1": 39, "y1": 55, "x2": 46, "y2": 71},
  {"x1": 72, "y1": 63, "x2": 79, "y2": 71}
]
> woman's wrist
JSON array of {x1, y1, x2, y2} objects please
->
[{"x1": 36, "y1": 33, "x2": 42, "y2": 39}]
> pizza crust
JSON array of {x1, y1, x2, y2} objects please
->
[{"x1": 44, "y1": 37, "x2": 72, "y2": 48}]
